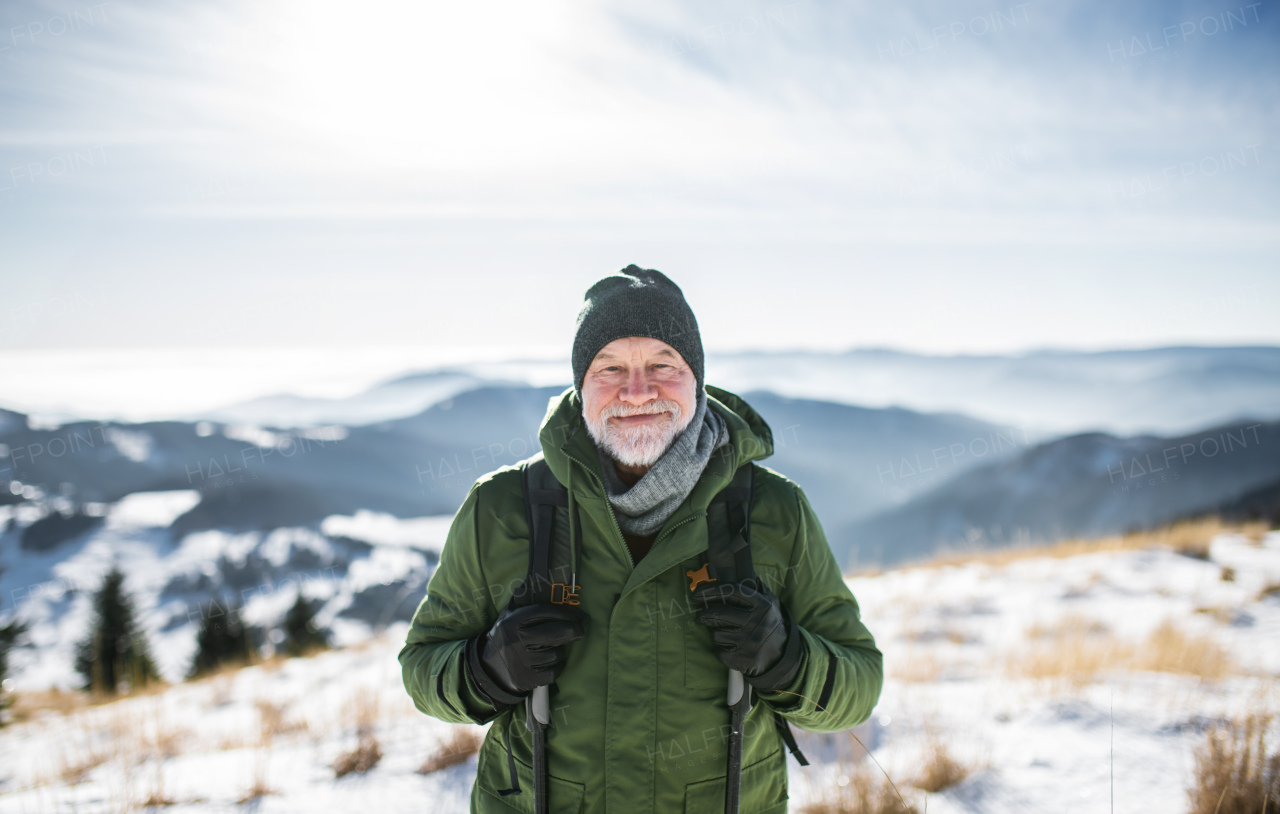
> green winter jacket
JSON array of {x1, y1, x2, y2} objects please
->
[{"x1": 400, "y1": 386, "x2": 882, "y2": 814}]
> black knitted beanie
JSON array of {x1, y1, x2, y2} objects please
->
[{"x1": 571, "y1": 265, "x2": 704, "y2": 398}]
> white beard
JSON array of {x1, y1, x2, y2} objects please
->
[{"x1": 585, "y1": 398, "x2": 695, "y2": 468}]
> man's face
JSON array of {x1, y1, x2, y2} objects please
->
[{"x1": 582, "y1": 336, "x2": 698, "y2": 468}]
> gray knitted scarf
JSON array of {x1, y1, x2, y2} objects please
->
[{"x1": 596, "y1": 391, "x2": 730, "y2": 537}]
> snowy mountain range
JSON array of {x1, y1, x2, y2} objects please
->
[
  {"x1": 156, "y1": 346, "x2": 1280, "y2": 437},
  {"x1": 2, "y1": 344, "x2": 1279, "y2": 692},
  {"x1": 840, "y1": 418, "x2": 1280, "y2": 568},
  {"x1": 0, "y1": 386, "x2": 1027, "y2": 543}
]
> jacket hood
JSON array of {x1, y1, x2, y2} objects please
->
[{"x1": 536, "y1": 384, "x2": 774, "y2": 502}]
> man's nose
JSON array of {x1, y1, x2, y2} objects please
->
[{"x1": 619, "y1": 367, "x2": 657, "y2": 402}]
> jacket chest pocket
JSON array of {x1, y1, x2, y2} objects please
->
[{"x1": 683, "y1": 564, "x2": 782, "y2": 689}]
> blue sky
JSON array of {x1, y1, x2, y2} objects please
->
[{"x1": 1, "y1": 0, "x2": 1277, "y2": 355}]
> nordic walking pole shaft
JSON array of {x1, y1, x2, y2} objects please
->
[
  {"x1": 726, "y1": 668, "x2": 748, "y2": 814},
  {"x1": 528, "y1": 685, "x2": 551, "y2": 814}
]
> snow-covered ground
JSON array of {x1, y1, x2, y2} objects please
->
[
  {"x1": 823, "y1": 530, "x2": 1280, "y2": 814},
  {"x1": 1, "y1": 530, "x2": 1277, "y2": 813}
]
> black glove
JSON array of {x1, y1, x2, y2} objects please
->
[
  {"x1": 466, "y1": 601, "x2": 586, "y2": 708},
  {"x1": 693, "y1": 581, "x2": 804, "y2": 692}
]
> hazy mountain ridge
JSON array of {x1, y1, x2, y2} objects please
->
[
  {"x1": 154, "y1": 345, "x2": 1280, "y2": 436},
  {"x1": 196, "y1": 370, "x2": 496, "y2": 428},
  {"x1": 1, "y1": 386, "x2": 1029, "y2": 559},
  {"x1": 0, "y1": 386, "x2": 570, "y2": 528},
  {"x1": 841, "y1": 418, "x2": 1280, "y2": 568},
  {"x1": 709, "y1": 345, "x2": 1280, "y2": 436},
  {"x1": 743, "y1": 390, "x2": 1028, "y2": 527}
]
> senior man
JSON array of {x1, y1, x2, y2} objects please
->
[{"x1": 400, "y1": 266, "x2": 882, "y2": 814}]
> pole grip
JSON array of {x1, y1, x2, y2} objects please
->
[
  {"x1": 530, "y1": 685, "x2": 551, "y2": 727},
  {"x1": 727, "y1": 669, "x2": 745, "y2": 706}
]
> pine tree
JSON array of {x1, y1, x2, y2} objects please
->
[
  {"x1": 188, "y1": 598, "x2": 255, "y2": 678},
  {"x1": 74, "y1": 566, "x2": 160, "y2": 695},
  {"x1": 0, "y1": 564, "x2": 28, "y2": 724},
  {"x1": 281, "y1": 592, "x2": 329, "y2": 657}
]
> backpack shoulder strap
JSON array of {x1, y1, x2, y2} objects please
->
[
  {"x1": 702, "y1": 461, "x2": 811, "y2": 768},
  {"x1": 705, "y1": 462, "x2": 756, "y2": 586},
  {"x1": 520, "y1": 454, "x2": 579, "y2": 606}
]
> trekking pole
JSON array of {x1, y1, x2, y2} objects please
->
[
  {"x1": 527, "y1": 685, "x2": 551, "y2": 814},
  {"x1": 725, "y1": 668, "x2": 750, "y2": 814}
]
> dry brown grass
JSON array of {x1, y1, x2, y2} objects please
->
[
  {"x1": 205, "y1": 675, "x2": 235, "y2": 709},
  {"x1": 131, "y1": 702, "x2": 192, "y2": 765},
  {"x1": 332, "y1": 734, "x2": 384, "y2": 778},
  {"x1": 237, "y1": 778, "x2": 276, "y2": 804},
  {"x1": 19, "y1": 681, "x2": 171, "y2": 741},
  {"x1": 331, "y1": 686, "x2": 384, "y2": 778},
  {"x1": 258, "y1": 654, "x2": 288, "y2": 674},
  {"x1": 886, "y1": 650, "x2": 944, "y2": 684},
  {"x1": 142, "y1": 727, "x2": 187, "y2": 762},
  {"x1": 1258, "y1": 582, "x2": 1280, "y2": 602},
  {"x1": 56, "y1": 748, "x2": 111, "y2": 786},
  {"x1": 1187, "y1": 713, "x2": 1279, "y2": 814},
  {"x1": 254, "y1": 698, "x2": 307, "y2": 745},
  {"x1": 9, "y1": 688, "x2": 90, "y2": 722},
  {"x1": 216, "y1": 732, "x2": 250, "y2": 751},
  {"x1": 139, "y1": 759, "x2": 179, "y2": 808},
  {"x1": 418, "y1": 727, "x2": 483, "y2": 774},
  {"x1": 187, "y1": 655, "x2": 261, "y2": 685},
  {"x1": 1025, "y1": 615, "x2": 1111, "y2": 640},
  {"x1": 141, "y1": 792, "x2": 179, "y2": 807},
  {"x1": 257, "y1": 699, "x2": 286, "y2": 739},
  {"x1": 911, "y1": 731, "x2": 976, "y2": 793},
  {"x1": 1241, "y1": 520, "x2": 1271, "y2": 544},
  {"x1": 1131, "y1": 620, "x2": 1234, "y2": 680},
  {"x1": 879, "y1": 516, "x2": 1242, "y2": 575},
  {"x1": 898, "y1": 625, "x2": 971, "y2": 645},
  {"x1": 342, "y1": 687, "x2": 381, "y2": 732},
  {"x1": 1195, "y1": 606, "x2": 1236, "y2": 625},
  {"x1": 35, "y1": 699, "x2": 193, "y2": 790},
  {"x1": 1165, "y1": 517, "x2": 1226, "y2": 559},
  {"x1": 801, "y1": 758, "x2": 920, "y2": 814},
  {"x1": 1009, "y1": 616, "x2": 1235, "y2": 685},
  {"x1": 238, "y1": 749, "x2": 276, "y2": 803},
  {"x1": 46, "y1": 710, "x2": 126, "y2": 785},
  {"x1": 141, "y1": 791, "x2": 178, "y2": 807},
  {"x1": 1008, "y1": 615, "x2": 1131, "y2": 687}
]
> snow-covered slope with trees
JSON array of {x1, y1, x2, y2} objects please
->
[
  {"x1": 1, "y1": 529, "x2": 1276, "y2": 813},
  {"x1": 0, "y1": 493, "x2": 447, "y2": 691}
]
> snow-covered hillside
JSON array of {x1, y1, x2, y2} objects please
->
[
  {"x1": 1, "y1": 530, "x2": 1276, "y2": 813},
  {"x1": 0, "y1": 493, "x2": 448, "y2": 690},
  {"x1": 845, "y1": 529, "x2": 1280, "y2": 813}
]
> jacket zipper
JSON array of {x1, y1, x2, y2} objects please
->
[
  {"x1": 653, "y1": 512, "x2": 704, "y2": 548},
  {"x1": 564, "y1": 449, "x2": 636, "y2": 567}
]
